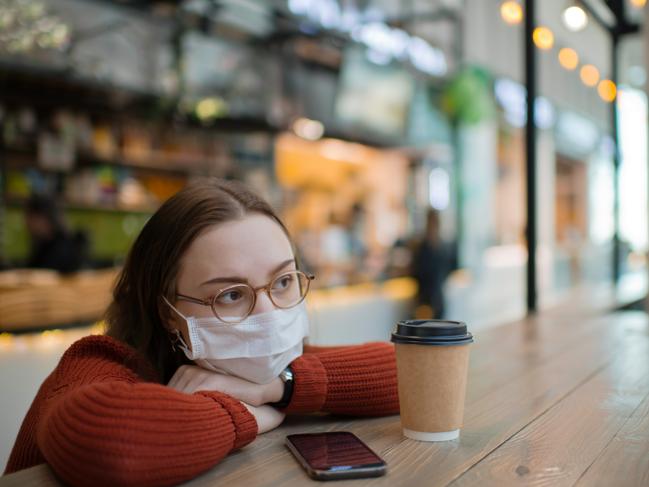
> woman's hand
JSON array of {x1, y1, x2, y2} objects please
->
[
  {"x1": 168, "y1": 365, "x2": 284, "y2": 406},
  {"x1": 242, "y1": 403, "x2": 286, "y2": 434}
]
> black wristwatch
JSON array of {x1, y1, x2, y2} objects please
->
[{"x1": 269, "y1": 366, "x2": 294, "y2": 408}]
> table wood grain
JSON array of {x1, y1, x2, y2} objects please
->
[{"x1": 2, "y1": 309, "x2": 648, "y2": 487}]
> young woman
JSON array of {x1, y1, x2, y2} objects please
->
[{"x1": 5, "y1": 179, "x2": 399, "y2": 487}]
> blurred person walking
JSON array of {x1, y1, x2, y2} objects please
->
[
  {"x1": 25, "y1": 194, "x2": 89, "y2": 273},
  {"x1": 412, "y1": 209, "x2": 453, "y2": 319}
]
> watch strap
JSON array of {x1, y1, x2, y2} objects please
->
[{"x1": 269, "y1": 366, "x2": 294, "y2": 408}]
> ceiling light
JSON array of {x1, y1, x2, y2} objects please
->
[{"x1": 562, "y1": 4, "x2": 588, "y2": 32}]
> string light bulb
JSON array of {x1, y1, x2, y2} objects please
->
[
  {"x1": 500, "y1": 1, "x2": 523, "y2": 25},
  {"x1": 580, "y1": 64, "x2": 600, "y2": 87},
  {"x1": 598, "y1": 80, "x2": 617, "y2": 102},
  {"x1": 533, "y1": 27, "x2": 554, "y2": 50},
  {"x1": 558, "y1": 48, "x2": 579, "y2": 70}
]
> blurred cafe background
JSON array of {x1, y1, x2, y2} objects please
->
[{"x1": 1, "y1": 0, "x2": 648, "y2": 469}]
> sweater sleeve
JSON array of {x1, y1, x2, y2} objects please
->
[
  {"x1": 33, "y1": 336, "x2": 258, "y2": 487},
  {"x1": 286, "y1": 342, "x2": 399, "y2": 416}
]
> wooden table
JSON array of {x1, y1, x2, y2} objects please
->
[{"x1": 2, "y1": 307, "x2": 649, "y2": 486}]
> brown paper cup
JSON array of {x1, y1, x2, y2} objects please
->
[{"x1": 395, "y1": 342, "x2": 471, "y2": 441}]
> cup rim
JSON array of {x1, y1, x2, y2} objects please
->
[
  {"x1": 391, "y1": 319, "x2": 473, "y2": 345},
  {"x1": 391, "y1": 333, "x2": 474, "y2": 346}
]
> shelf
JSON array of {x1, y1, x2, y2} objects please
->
[
  {"x1": 64, "y1": 204, "x2": 156, "y2": 214},
  {"x1": 4, "y1": 146, "x2": 204, "y2": 176},
  {"x1": 77, "y1": 152, "x2": 200, "y2": 176},
  {"x1": 75, "y1": 153, "x2": 195, "y2": 176},
  {"x1": 3, "y1": 199, "x2": 156, "y2": 215},
  {"x1": 0, "y1": 63, "x2": 279, "y2": 135},
  {"x1": 4, "y1": 150, "x2": 72, "y2": 175},
  {"x1": 0, "y1": 61, "x2": 163, "y2": 116}
]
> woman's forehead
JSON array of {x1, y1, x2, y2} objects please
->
[{"x1": 179, "y1": 214, "x2": 294, "y2": 282}]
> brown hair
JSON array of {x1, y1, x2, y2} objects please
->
[{"x1": 105, "y1": 178, "x2": 291, "y2": 382}]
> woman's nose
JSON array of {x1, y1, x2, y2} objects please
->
[{"x1": 250, "y1": 290, "x2": 275, "y2": 315}]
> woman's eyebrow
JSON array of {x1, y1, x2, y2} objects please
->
[{"x1": 200, "y1": 258, "x2": 295, "y2": 287}]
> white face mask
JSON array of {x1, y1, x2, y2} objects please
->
[{"x1": 164, "y1": 298, "x2": 309, "y2": 384}]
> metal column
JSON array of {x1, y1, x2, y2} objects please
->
[
  {"x1": 611, "y1": 31, "x2": 621, "y2": 284},
  {"x1": 525, "y1": 0, "x2": 538, "y2": 313},
  {"x1": 580, "y1": 1, "x2": 639, "y2": 286}
]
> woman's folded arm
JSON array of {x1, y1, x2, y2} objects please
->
[
  {"x1": 286, "y1": 342, "x2": 399, "y2": 416},
  {"x1": 37, "y1": 380, "x2": 257, "y2": 487},
  {"x1": 5, "y1": 336, "x2": 258, "y2": 487}
]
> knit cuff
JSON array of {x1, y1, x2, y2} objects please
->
[
  {"x1": 285, "y1": 353, "x2": 328, "y2": 413},
  {"x1": 317, "y1": 342, "x2": 400, "y2": 416},
  {"x1": 197, "y1": 392, "x2": 258, "y2": 450}
]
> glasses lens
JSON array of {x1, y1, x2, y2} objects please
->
[
  {"x1": 211, "y1": 284, "x2": 254, "y2": 323},
  {"x1": 270, "y1": 271, "x2": 310, "y2": 308}
]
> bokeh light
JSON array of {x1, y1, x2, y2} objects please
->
[
  {"x1": 500, "y1": 1, "x2": 523, "y2": 25},
  {"x1": 562, "y1": 5, "x2": 588, "y2": 32},
  {"x1": 598, "y1": 80, "x2": 617, "y2": 102},
  {"x1": 292, "y1": 118, "x2": 325, "y2": 140},
  {"x1": 558, "y1": 48, "x2": 579, "y2": 70},
  {"x1": 533, "y1": 27, "x2": 554, "y2": 50},
  {"x1": 195, "y1": 97, "x2": 228, "y2": 121},
  {"x1": 580, "y1": 64, "x2": 600, "y2": 87}
]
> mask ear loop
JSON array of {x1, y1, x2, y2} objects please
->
[
  {"x1": 162, "y1": 296, "x2": 191, "y2": 353},
  {"x1": 169, "y1": 329, "x2": 188, "y2": 352},
  {"x1": 163, "y1": 295, "x2": 187, "y2": 319}
]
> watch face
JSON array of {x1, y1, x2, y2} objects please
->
[{"x1": 281, "y1": 367, "x2": 294, "y2": 382}]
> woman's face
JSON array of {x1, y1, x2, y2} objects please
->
[{"x1": 168, "y1": 213, "x2": 296, "y2": 346}]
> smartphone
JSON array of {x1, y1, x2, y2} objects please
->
[{"x1": 285, "y1": 432, "x2": 387, "y2": 480}]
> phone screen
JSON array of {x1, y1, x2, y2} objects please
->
[{"x1": 286, "y1": 432, "x2": 385, "y2": 472}]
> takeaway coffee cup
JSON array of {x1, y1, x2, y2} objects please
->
[{"x1": 391, "y1": 320, "x2": 473, "y2": 442}]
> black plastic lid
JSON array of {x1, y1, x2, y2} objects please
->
[{"x1": 391, "y1": 320, "x2": 473, "y2": 346}]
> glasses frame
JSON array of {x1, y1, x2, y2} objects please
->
[{"x1": 175, "y1": 270, "x2": 314, "y2": 324}]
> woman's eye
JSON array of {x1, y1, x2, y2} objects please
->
[
  {"x1": 274, "y1": 275, "x2": 294, "y2": 291},
  {"x1": 217, "y1": 290, "x2": 243, "y2": 304}
]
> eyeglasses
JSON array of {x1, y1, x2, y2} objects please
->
[{"x1": 176, "y1": 270, "x2": 314, "y2": 324}]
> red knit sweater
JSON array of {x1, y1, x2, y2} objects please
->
[{"x1": 4, "y1": 335, "x2": 399, "y2": 486}]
